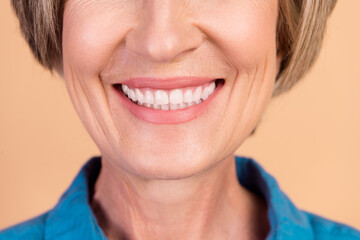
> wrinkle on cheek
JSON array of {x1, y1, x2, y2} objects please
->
[
  {"x1": 242, "y1": 55, "x2": 275, "y2": 109},
  {"x1": 225, "y1": 55, "x2": 273, "y2": 152},
  {"x1": 64, "y1": 64, "x2": 101, "y2": 140},
  {"x1": 64, "y1": 60, "x2": 121, "y2": 155},
  {"x1": 245, "y1": 59, "x2": 275, "y2": 120},
  {"x1": 216, "y1": 70, "x2": 253, "y2": 158}
]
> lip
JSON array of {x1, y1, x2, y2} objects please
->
[
  {"x1": 121, "y1": 77, "x2": 217, "y2": 90},
  {"x1": 113, "y1": 78, "x2": 224, "y2": 124}
]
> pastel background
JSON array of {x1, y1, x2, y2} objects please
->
[{"x1": 1, "y1": 1, "x2": 359, "y2": 230}]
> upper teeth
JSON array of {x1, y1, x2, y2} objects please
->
[{"x1": 121, "y1": 81, "x2": 216, "y2": 110}]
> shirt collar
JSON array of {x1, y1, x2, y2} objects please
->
[
  {"x1": 235, "y1": 156, "x2": 314, "y2": 240},
  {"x1": 45, "y1": 157, "x2": 107, "y2": 240},
  {"x1": 44, "y1": 156, "x2": 314, "y2": 240}
]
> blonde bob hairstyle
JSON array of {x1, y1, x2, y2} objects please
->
[{"x1": 11, "y1": 0, "x2": 336, "y2": 96}]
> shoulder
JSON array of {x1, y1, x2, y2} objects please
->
[
  {"x1": 0, "y1": 212, "x2": 48, "y2": 240},
  {"x1": 234, "y1": 156, "x2": 360, "y2": 240},
  {"x1": 304, "y1": 211, "x2": 360, "y2": 240}
]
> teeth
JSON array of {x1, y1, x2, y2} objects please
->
[
  {"x1": 155, "y1": 90, "x2": 169, "y2": 105},
  {"x1": 168, "y1": 103, "x2": 187, "y2": 110},
  {"x1": 201, "y1": 87, "x2": 209, "y2": 100},
  {"x1": 122, "y1": 85, "x2": 129, "y2": 95},
  {"x1": 201, "y1": 82, "x2": 216, "y2": 101},
  {"x1": 183, "y1": 89, "x2": 193, "y2": 103},
  {"x1": 135, "y1": 89, "x2": 144, "y2": 104},
  {"x1": 144, "y1": 91, "x2": 155, "y2": 104},
  {"x1": 170, "y1": 104, "x2": 178, "y2": 110},
  {"x1": 193, "y1": 86, "x2": 202, "y2": 102},
  {"x1": 169, "y1": 89, "x2": 183, "y2": 104},
  {"x1": 179, "y1": 103, "x2": 186, "y2": 109},
  {"x1": 129, "y1": 89, "x2": 137, "y2": 102},
  {"x1": 120, "y1": 80, "x2": 218, "y2": 111},
  {"x1": 161, "y1": 104, "x2": 169, "y2": 110},
  {"x1": 208, "y1": 81, "x2": 216, "y2": 94}
]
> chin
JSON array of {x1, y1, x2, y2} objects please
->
[{"x1": 109, "y1": 148, "x2": 214, "y2": 180}]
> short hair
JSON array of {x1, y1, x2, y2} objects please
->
[{"x1": 11, "y1": 0, "x2": 336, "y2": 96}]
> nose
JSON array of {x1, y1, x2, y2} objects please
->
[{"x1": 125, "y1": 0, "x2": 203, "y2": 63}]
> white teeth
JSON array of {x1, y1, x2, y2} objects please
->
[
  {"x1": 166, "y1": 103, "x2": 188, "y2": 110},
  {"x1": 121, "y1": 80, "x2": 218, "y2": 111},
  {"x1": 129, "y1": 89, "x2": 137, "y2": 102},
  {"x1": 201, "y1": 82, "x2": 215, "y2": 101},
  {"x1": 201, "y1": 86, "x2": 210, "y2": 100},
  {"x1": 208, "y1": 81, "x2": 216, "y2": 95},
  {"x1": 170, "y1": 104, "x2": 178, "y2": 110},
  {"x1": 169, "y1": 89, "x2": 183, "y2": 104},
  {"x1": 161, "y1": 104, "x2": 169, "y2": 110},
  {"x1": 144, "y1": 91, "x2": 155, "y2": 104},
  {"x1": 155, "y1": 90, "x2": 169, "y2": 105},
  {"x1": 122, "y1": 85, "x2": 129, "y2": 95},
  {"x1": 183, "y1": 89, "x2": 193, "y2": 103},
  {"x1": 135, "y1": 89, "x2": 144, "y2": 104},
  {"x1": 193, "y1": 86, "x2": 202, "y2": 102},
  {"x1": 179, "y1": 103, "x2": 186, "y2": 109}
]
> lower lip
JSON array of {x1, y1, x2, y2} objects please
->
[{"x1": 114, "y1": 80, "x2": 223, "y2": 124}]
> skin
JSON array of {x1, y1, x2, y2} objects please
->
[{"x1": 62, "y1": 0, "x2": 281, "y2": 239}]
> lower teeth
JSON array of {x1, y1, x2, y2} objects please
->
[{"x1": 132, "y1": 100, "x2": 202, "y2": 110}]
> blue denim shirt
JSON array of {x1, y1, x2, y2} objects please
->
[{"x1": 1, "y1": 156, "x2": 360, "y2": 240}]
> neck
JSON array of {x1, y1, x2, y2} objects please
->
[{"x1": 91, "y1": 155, "x2": 269, "y2": 240}]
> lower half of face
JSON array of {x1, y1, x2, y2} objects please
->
[{"x1": 62, "y1": 0, "x2": 279, "y2": 179}]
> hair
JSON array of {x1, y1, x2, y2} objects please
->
[{"x1": 11, "y1": 0, "x2": 336, "y2": 96}]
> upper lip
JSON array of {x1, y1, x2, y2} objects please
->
[{"x1": 118, "y1": 77, "x2": 219, "y2": 90}]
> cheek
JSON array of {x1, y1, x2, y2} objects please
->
[
  {"x1": 198, "y1": 2, "x2": 278, "y2": 71},
  {"x1": 227, "y1": 17, "x2": 277, "y2": 72},
  {"x1": 214, "y1": 4, "x2": 278, "y2": 139},
  {"x1": 62, "y1": 3, "x2": 135, "y2": 77}
]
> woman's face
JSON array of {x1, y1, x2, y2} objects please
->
[{"x1": 62, "y1": 0, "x2": 280, "y2": 179}]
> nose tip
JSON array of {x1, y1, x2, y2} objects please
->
[
  {"x1": 143, "y1": 29, "x2": 198, "y2": 63},
  {"x1": 125, "y1": 3, "x2": 203, "y2": 63}
]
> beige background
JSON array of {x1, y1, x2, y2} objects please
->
[{"x1": 1, "y1": 1, "x2": 359, "y2": 230}]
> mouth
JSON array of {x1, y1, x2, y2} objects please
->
[
  {"x1": 115, "y1": 79, "x2": 223, "y2": 110},
  {"x1": 113, "y1": 78, "x2": 224, "y2": 124}
]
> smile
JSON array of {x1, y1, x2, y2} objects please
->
[
  {"x1": 120, "y1": 80, "x2": 216, "y2": 110},
  {"x1": 113, "y1": 78, "x2": 224, "y2": 124}
]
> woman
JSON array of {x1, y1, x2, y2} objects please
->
[{"x1": 1, "y1": 0, "x2": 359, "y2": 239}]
